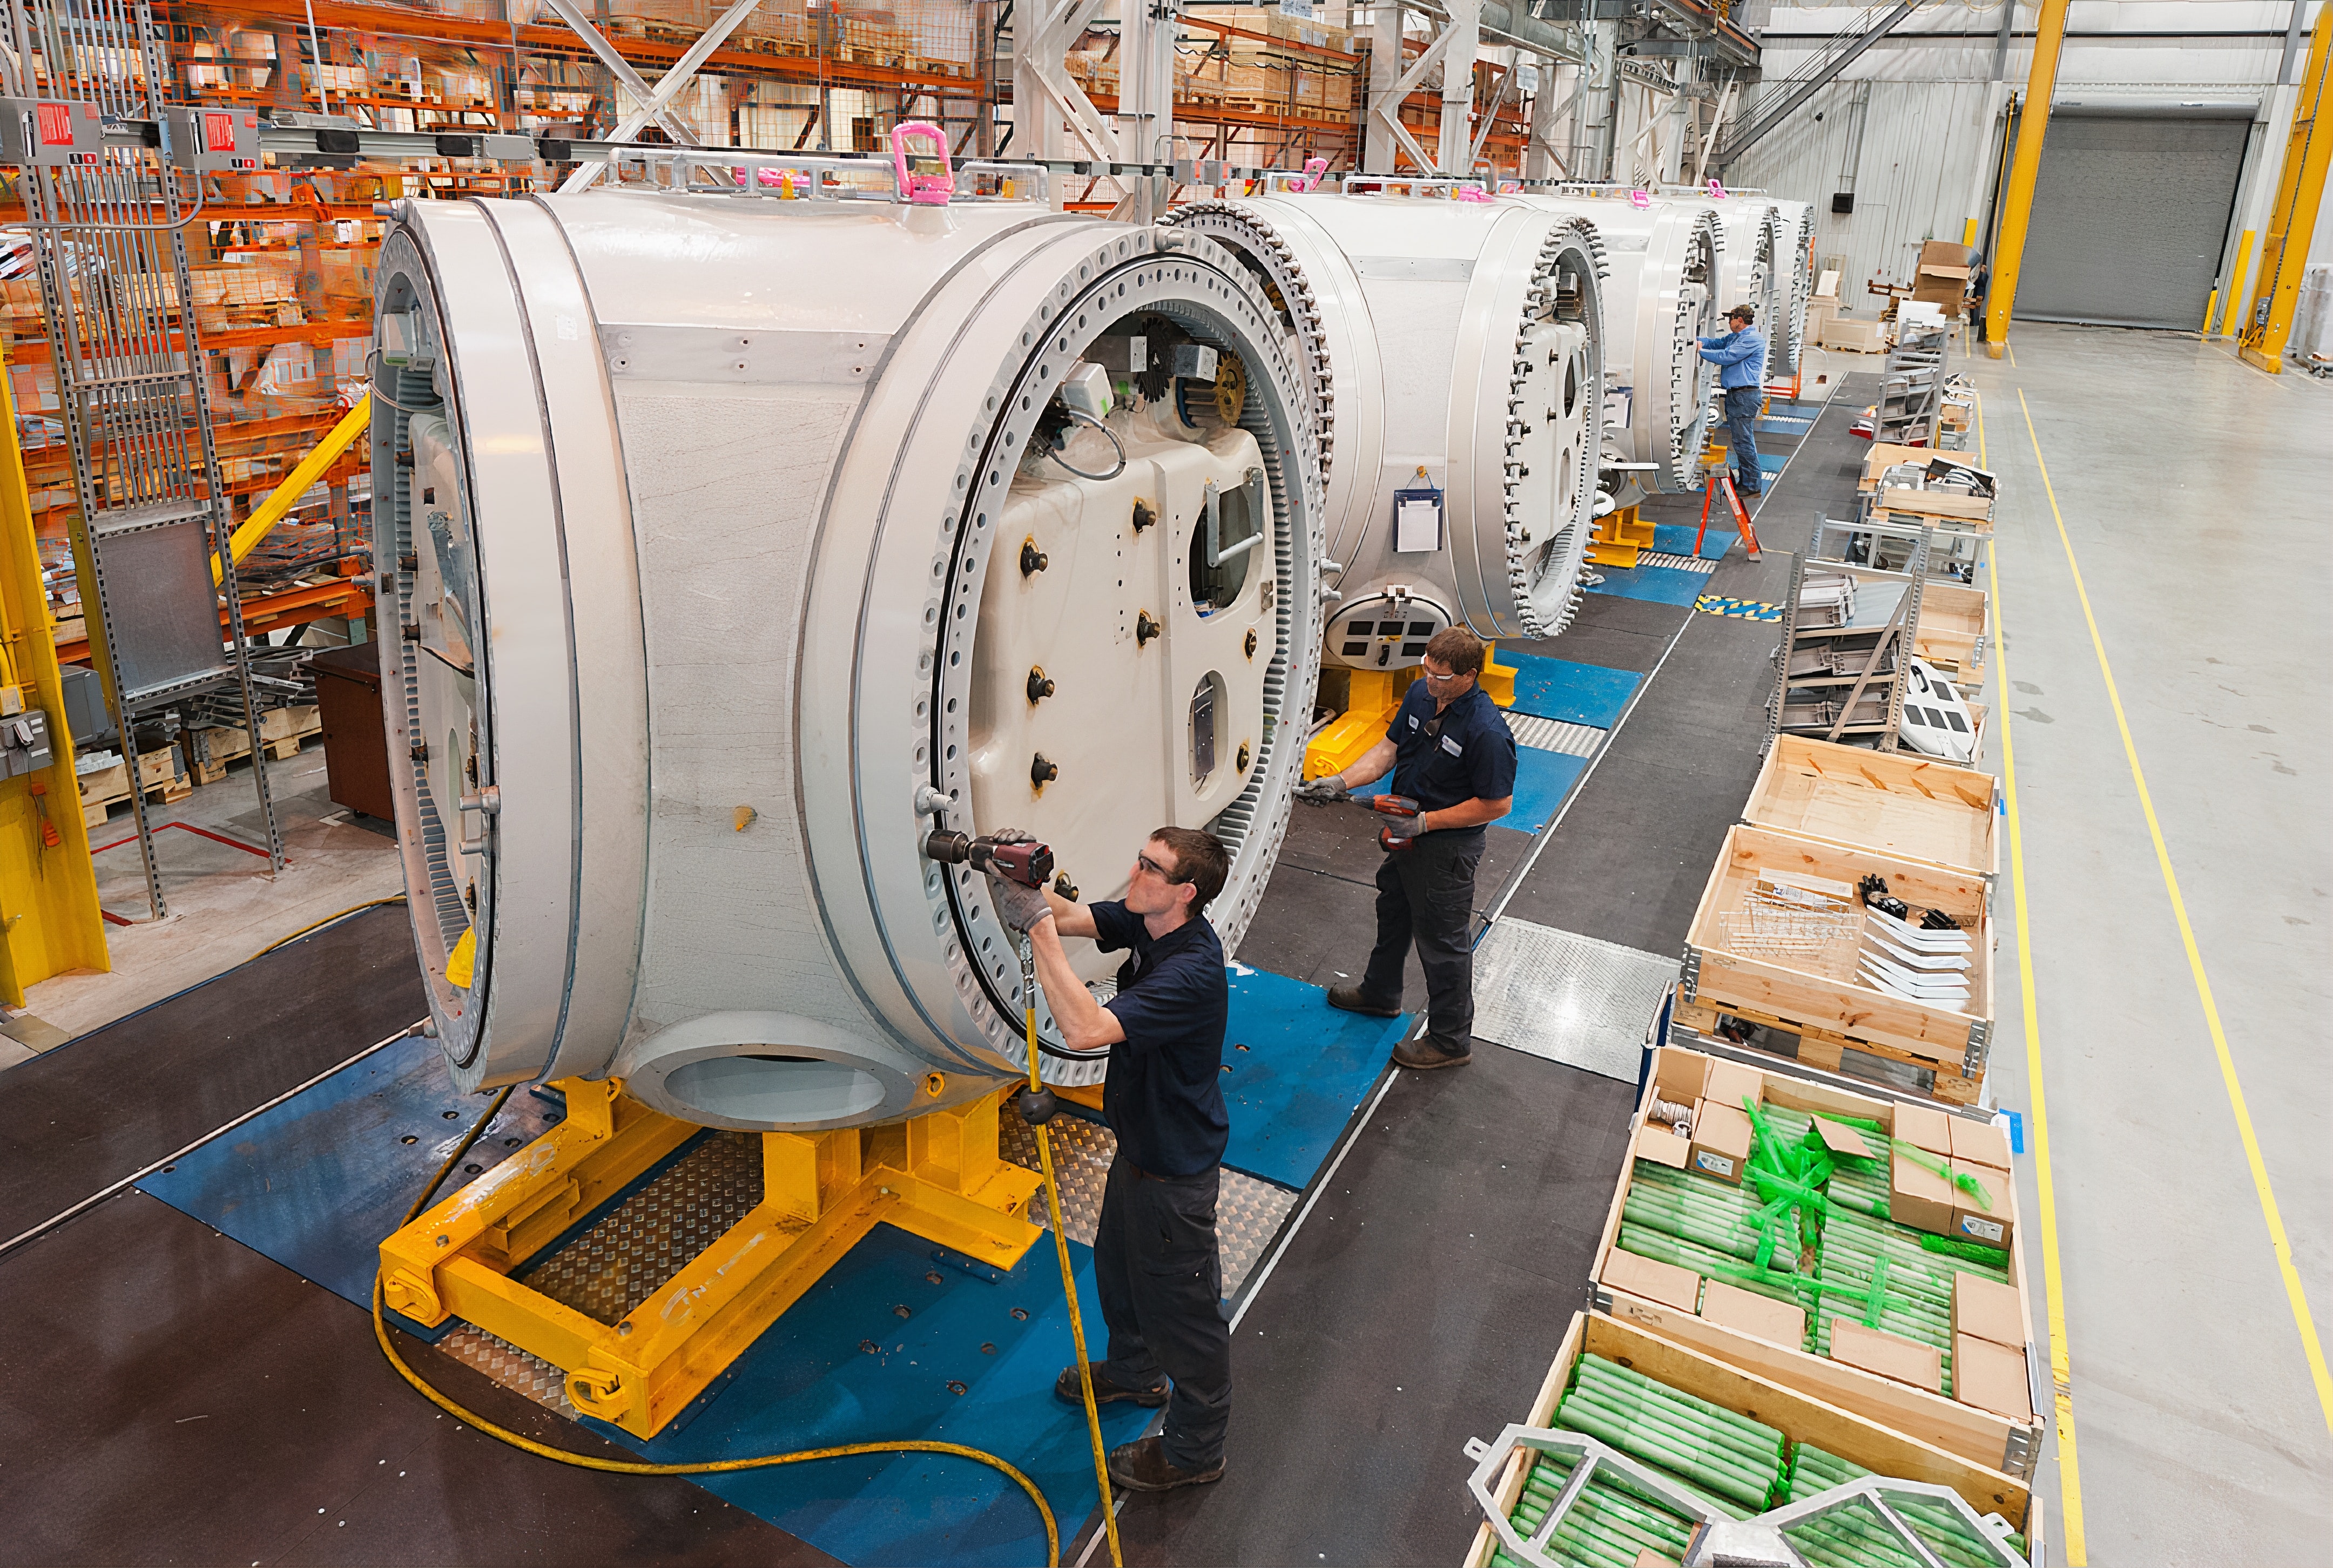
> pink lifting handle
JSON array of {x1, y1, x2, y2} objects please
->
[{"x1": 891, "y1": 120, "x2": 955, "y2": 205}]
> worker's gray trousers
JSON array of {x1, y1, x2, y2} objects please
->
[
  {"x1": 1360, "y1": 826, "x2": 1485, "y2": 1042},
  {"x1": 1095, "y1": 1155, "x2": 1230, "y2": 1470},
  {"x1": 1724, "y1": 385, "x2": 1762, "y2": 492}
]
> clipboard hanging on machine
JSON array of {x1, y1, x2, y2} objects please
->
[{"x1": 1392, "y1": 477, "x2": 1445, "y2": 554}]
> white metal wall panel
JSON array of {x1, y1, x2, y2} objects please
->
[
  {"x1": 1730, "y1": 80, "x2": 1995, "y2": 314},
  {"x1": 2014, "y1": 112, "x2": 2252, "y2": 326}
]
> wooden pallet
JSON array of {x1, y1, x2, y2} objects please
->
[
  {"x1": 1670, "y1": 987, "x2": 1984, "y2": 1107},
  {"x1": 78, "y1": 746, "x2": 193, "y2": 828},
  {"x1": 191, "y1": 705, "x2": 321, "y2": 785}
]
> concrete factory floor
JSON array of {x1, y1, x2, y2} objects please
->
[
  {"x1": 1, "y1": 748, "x2": 401, "y2": 1063},
  {"x1": 1957, "y1": 324, "x2": 2332, "y2": 1563}
]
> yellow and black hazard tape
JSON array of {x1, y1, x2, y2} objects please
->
[{"x1": 1695, "y1": 594, "x2": 1784, "y2": 622}]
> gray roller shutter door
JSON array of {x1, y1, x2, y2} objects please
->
[{"x1": 2014, "y1": 112, "x2": 2250, "y2": 330}]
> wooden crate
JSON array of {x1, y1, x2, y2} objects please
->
[
  {"x1": 1458, "y1": 1308, "x2": 2034, "y2": 1568},
  {"x1": 77, "y1": 759, "x2": 129, "y2": 828},
  {"x1": 1915, "y1": 580, "x2": 1989, "y2": 681},
  {"x1": 259, "y1": 702, "x2": 322, "y2": 760},
  {"x1": 1583, "y1": 1044, "x2": 2042, "y2": 1484},
  {"x1": 138, "y1": 743, "x2": 191, "y2": 806},
  {"x1": 1743, "y1": 736, "x2": 1997, "y2": 882},
  {"x1": 189, "y1": 724, "x2": 253, "y2": 785},
  {"x1": 1684, "y1": 824, "x2": 1994, "y2": 1099}
]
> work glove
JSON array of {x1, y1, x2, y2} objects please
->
[
  {"x1": 1292, "y1": 774, "x2": 1346, "y2": 805},
  {"x1": 983, "y1": 829, "x2": 1055, "y2": 932},
  {"x1": 1379, "y1": 809, "x2": 1427, "y2": 843}
]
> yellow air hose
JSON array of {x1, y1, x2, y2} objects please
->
[{"x1": 369, "y1": 936, "x2": 1129, "y2": 1568}]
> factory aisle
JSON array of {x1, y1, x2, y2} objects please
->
[{"x1": 1968, "y1": 324, "x2": 2332, "y2": 1562}]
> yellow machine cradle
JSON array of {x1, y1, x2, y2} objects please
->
[
  {"x1": 1587, "y1": 504, "x2": 1657, "y2": 569},
  {"x1": 378, "y1": 1079, "x2": 1042, "y2": 1438},
  {"x1": 1302, "y1": 648, "x2": 1519, "y2": 783}
]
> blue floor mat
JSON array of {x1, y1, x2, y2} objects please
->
[
  {"x1": 138, "y1": 1031, "x2": 563, "y2": 1307},
  {"x1": 619, "y1": 1222, "x2": 1148, "y2": 1568},
  {"x1": 1498, "y1": 651, "x2": 1640, "y2": 729},
  {"x1": 1508, "y1": 747, "x2": 1590, "y2": 832},
  {"x1": 1652, "y1": 523, "x2": 1738, "y2": 560},
  {"x1": 1221, "y1": 967, "x2": 1411, "y2": 1191},
  {"x1": 1584, "y1": 563, "x2": 1708, "y2": 607}
]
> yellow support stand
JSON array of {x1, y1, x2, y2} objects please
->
[
  {"x1": 0, "y1": 346, "x2": 106, "y2": 1008},
  {"x1": 2241, "y1": 6, "x2": 2333, "y2": 374},
  {"x1": 1587, "y1": 504, "x2": 1656, "y2": 569},
  {"x1": 1303, "y1": 646, "x2": 1521, "y2": 784},
  {"x1": 378, "y1": 1080, "x2": 1042, "y2": 1439}
]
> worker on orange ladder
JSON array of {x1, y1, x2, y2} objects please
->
[{"x1": 1700, "y1": 303, "x2": 1769, "y2": 497}]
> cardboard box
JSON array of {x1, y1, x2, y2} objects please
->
[
  {"x1": 1952, "y1": 1333, "x2": 2033, "y2": 1421},
  {"x1": 1860, "y1": 441, "x2": 1931, "y2": 489},
  {"x1": 1890, "y1": 1150, "x2": 1958, "y2": 1236},
  {"x1": 1894, "y1": 1103, "x2": 1953, "y2": 1156},
  {"x1": 1701, "y1": 1059, "x2": 1765, "y2": 1118},
  {"x1": 1701, "y1": 1278, "x2": 1806, "y2": 1348},
  {"x1": 1950, "y1": 1116, "x2": 2012, "y2": 1169},
  {"x1": 1809, "y1": 1114, "x2": 1878, "y2": 1161},
  {"x1": 1633, "y1": 1124, "x2": 1689, "y2": 1171},
  {"x1": 1634, "y1": 1553, "x2": 1682, "y2": 1568},
  {"x1": 1952, "y1": 1271, "x2": 2025, "y2": 1349},
  {"x1": 1950, "y1": 1159, "x2": 2014, "y2": 1250},
  {"x1": 1829, "y1": 1317, "x2": 1943, "y2": 1393},
  {"x1": 1604, "y1": 1248, "x2": 1702, "y2": 1314},
  {"x1": 1818, "y1": 316, "x2": 1885, "y2": 353},
  {"x1": 1688, "y1": 1099, "x2": 1753, "y2": 1185}
]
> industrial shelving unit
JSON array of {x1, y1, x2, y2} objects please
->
[{"x1": 1768, "y1": 526, "x2": 1931, "y2": 754}]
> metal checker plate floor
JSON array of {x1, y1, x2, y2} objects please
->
[
  {"x1": 1469, "y1": 918, "x2": 1680, "y2": 1082},
  {"x1": 997, "y1": 1112, "x2": 1298, "y2": 1297},
  {"x1": 440, "y1": 1323, "x2": 579, "y2": 1418},
  {"x1": 520, "y1": 1130, "x2": 763, "y2": 1326}
]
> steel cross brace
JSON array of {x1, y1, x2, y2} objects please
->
[{"x1": 558, "y1": 0, "x2": 770, "y2": 193}]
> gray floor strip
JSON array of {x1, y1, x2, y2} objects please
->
[
  {"x1": 1507, "y1": 713, "x2": 1606, "y2": 756},
  {"x1": 1469, "y1": 918, "x2": 1678, "y2": 1082}
]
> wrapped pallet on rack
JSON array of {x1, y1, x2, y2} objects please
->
[
  {"x1": 1460, "y1": 1308, "x2": 2036, "y2": 1568},
  {"x1": 1586, "y1": 1044, "x2": 2042, "y2": 1485}
]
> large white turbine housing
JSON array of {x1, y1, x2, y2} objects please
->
[
  {"x1": 1668, "y1": 191, "x2": 1787, "y2": 381},
  {"x1": 1768, "y1": 199, "x2": 1819, "y2": 373},
  {"x1": 1166, "y1": 188, "x2": 1610, "y2": 653},
  {"x1": 1513, "y1": 191, "x2": 1723, "y2": 501},
  {"x1": 373, "y1": 186, "x2": 1324, "y2": 1131}
]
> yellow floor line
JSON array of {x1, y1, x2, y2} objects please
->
[
  {"x1": 2017, "y1": 388, "x2": 2333, "y2": 1441},
  {"x1": 1978, "y1": 394, "x2": 2089, "y2": 1564}
]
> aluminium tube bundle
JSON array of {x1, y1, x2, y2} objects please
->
[
  {"x1": 1488, "y1": 1443, "x2": 1700, "y2": 1568},
  {"x1": 1785, "y1": 1445, "x2": 2030, "y2": 1568}
]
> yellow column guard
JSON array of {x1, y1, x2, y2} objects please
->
[{"x1": 213, "y1": 393, "x2": 372, "y2": 584}]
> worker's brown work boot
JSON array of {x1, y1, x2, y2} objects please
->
[
  {"x1": 1393, "y1": 1032, "x2": 1472, "y2": 1070},
  {"x1": 1326, "y1": 984, "x2": 1401, "y2": 1018},
  {"x1": 1056, "y1": 1366, "x2": 1166, "y2": 1408},
  {"x1": 1107, "y1": 1435, "x2": 1225, "y2": 1492}
]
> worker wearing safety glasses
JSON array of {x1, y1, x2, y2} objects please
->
[
  {"x1": 987, "y1": 825, "x2": 1235, "y2": 1495},
  {"x1": 1294, "y1": 626, "x2": 1518, "y2": 1069}
]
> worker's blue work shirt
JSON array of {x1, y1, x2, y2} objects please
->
[
  {"x1": 1385, "y1": 679, "x2": 1519, "y2": 816},
  {"x1": 1092, "y1": 900, "x2": 1230, "y2": 1178},
  {"x1": 1698, "y1": 326, "x2": 1768, "y2": 389}
]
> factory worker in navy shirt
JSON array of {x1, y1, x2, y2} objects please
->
[
  {"x1": 1294, "y1": 625, "x2": 1519, "y2": 1069},
  {"x1": 987, "y1": 824, "x2": 1234, "y2": 1496},
  {"x1": 1700, "y1": 303, "x2": 1769, "y2": 496}
]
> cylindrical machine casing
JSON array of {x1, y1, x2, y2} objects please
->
[
  {"x1": 374, "y1": 191, "x2": 1324, "y2": 1130},
  {"x1": 1168, "y1": 191, "x2": 1611, "y2": 649}
]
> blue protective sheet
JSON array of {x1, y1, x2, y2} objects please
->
[
  {"x1": 1498, "y1": 651, "x2": 1640, "y2": 729},
  {"x1": 1652, "y1": 523, "x2": 1739, "y2": 560},
  {"x1": 617, "y1": 1223, "x2": 1149, "y2": 1568},
  {"x1": 1219, "y1": 967, "x2": 1412, "y2": 1191},
  {"x1": 1584, "y1": 563, "x2": 1708, "y2": 608},
  {"x1": 1507, "y1": 747, "x2": 1590, "y2": 832},
  {"x1": 137, "y1": 1031, "x2": 563, "y2": 1307}
]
